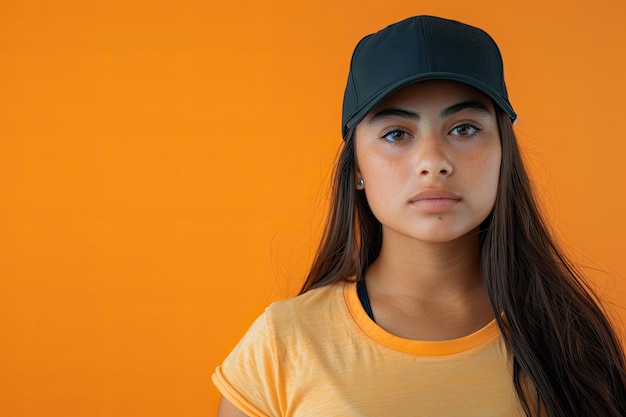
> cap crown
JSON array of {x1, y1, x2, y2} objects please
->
[{"x1": 342, "y1": 15, "x2": 516, "y2": 136}]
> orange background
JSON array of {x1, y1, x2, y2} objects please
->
[{"x1": 1, "y1": 1, "x2": 625, "y2": 416}]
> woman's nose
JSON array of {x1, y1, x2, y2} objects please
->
[{"x1": 414, "y1": 133, "x2": 453, "y2": 177}]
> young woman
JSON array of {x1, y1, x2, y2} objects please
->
[{"x1": 213, "y1": 15, "x2": 626, "y2": 416}]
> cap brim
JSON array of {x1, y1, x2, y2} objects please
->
[{"x1": 344, "y1": 72, "x2": 517, "y2": 136}]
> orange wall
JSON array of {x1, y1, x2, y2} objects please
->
[{"x1": 1, "y1": 1, "x2": 625, "y2": 415}]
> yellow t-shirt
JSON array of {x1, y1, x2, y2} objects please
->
[{"x1": 212, "y1": 280, "x2": 525, "y2": 416}]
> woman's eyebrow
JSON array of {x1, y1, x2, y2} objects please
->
[
  {"x1": 369, "y1": 109, "x2": 419, "y2": 122},
  {"x1": 369, "y1": 100, "x2": 491, "y2": 123},
  {"x1": 440, "y1": 101, "x2": 491, "y2": 118}
]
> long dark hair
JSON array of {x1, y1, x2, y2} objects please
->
[{"x1": 299, "y1": 110, "x2": 626, "y2": 416}]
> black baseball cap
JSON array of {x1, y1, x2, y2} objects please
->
[{"x1": 342, "y1": 15, "x2": 517, "y2": 137}]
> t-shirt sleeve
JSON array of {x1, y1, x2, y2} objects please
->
[{"x1": 212, "y1": 310, "x2": 282, "y2": 417}]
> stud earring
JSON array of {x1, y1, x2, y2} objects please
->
[{"x1": 357, "y1": 179, "x2": 364, "y2": 188}]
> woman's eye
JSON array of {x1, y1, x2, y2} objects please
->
[
  {"x1": 450, "y1": 123, "x2": 480, "y2": 137},
  {"x1": 381, "y1": 129, "x2": 410, "y2": 142}
]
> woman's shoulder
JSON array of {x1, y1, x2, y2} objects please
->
[
  {"x1": 264, "y1": 279, "x2": 348, "y2": 323},
  {"x1": 253, "y1": 279, "x2": 360, "y2": 344}
]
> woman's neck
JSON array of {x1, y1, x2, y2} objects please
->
[{"x1": 364, "y1": 228, "x2": 494, "y2": 340}]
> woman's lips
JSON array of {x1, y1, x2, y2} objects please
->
[{"x1": 409, "y1": 189, "x2": 461, "y2": 213}]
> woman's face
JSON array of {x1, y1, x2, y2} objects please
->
[{"x1": 355, "y1": 80, "x2": 501, "y2": 244}]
